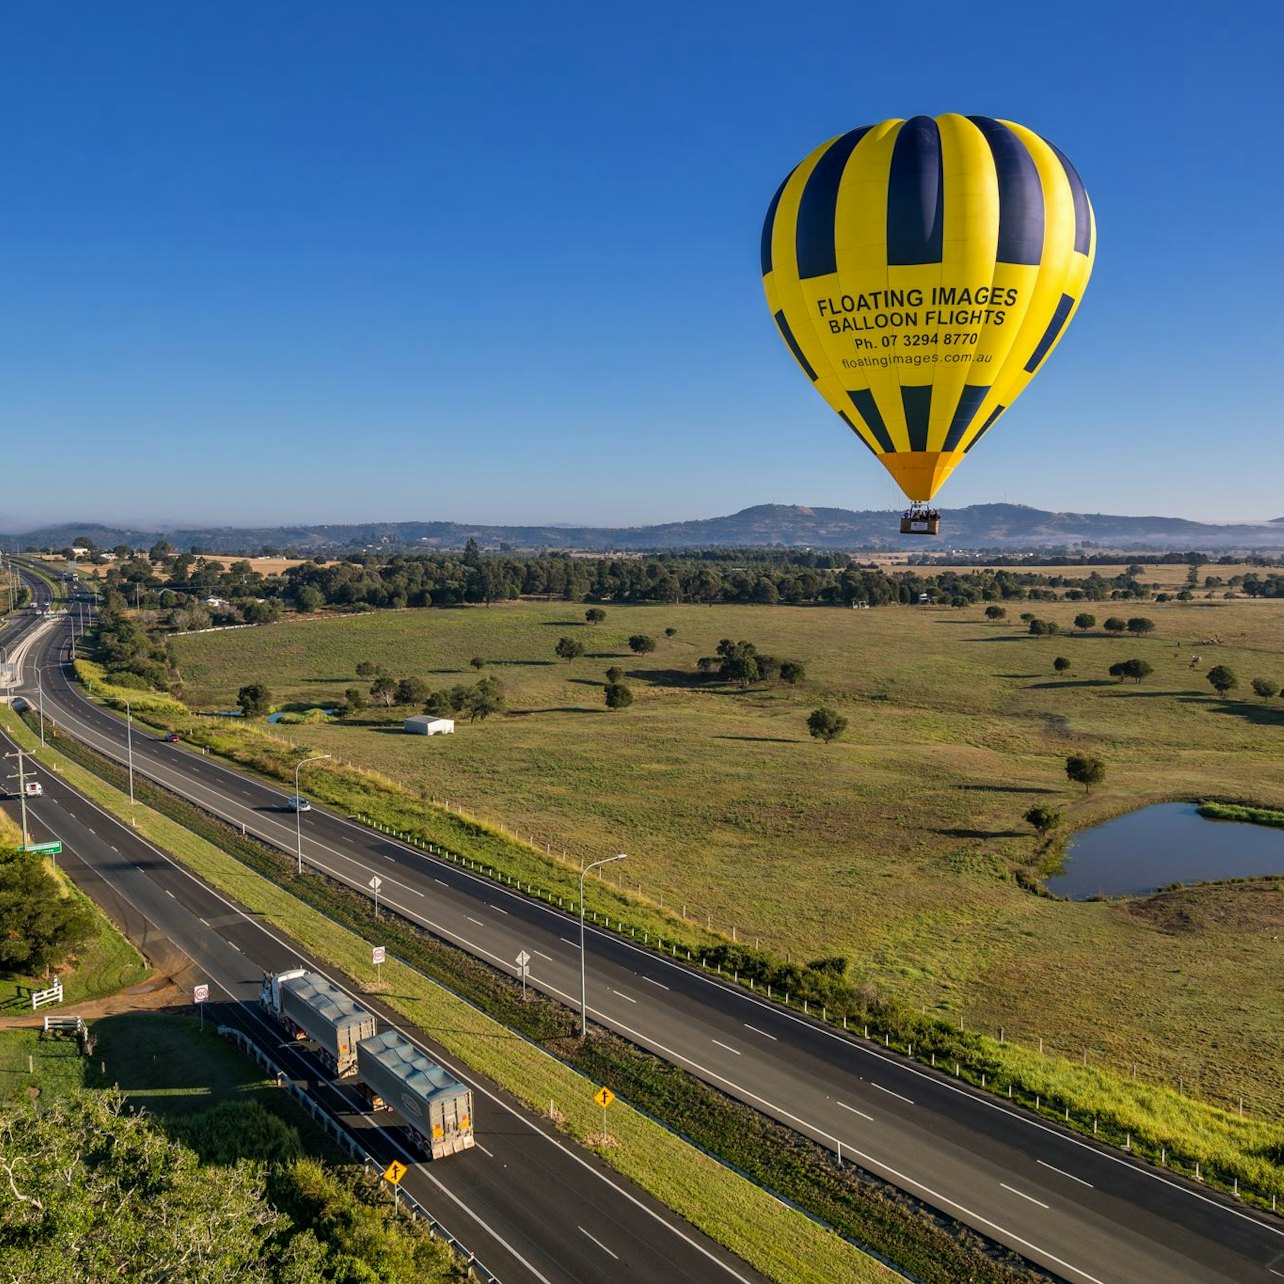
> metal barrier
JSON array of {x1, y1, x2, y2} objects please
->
[{"x1": 217, "y1": 1025, "x2": 499, "y2": 1283}]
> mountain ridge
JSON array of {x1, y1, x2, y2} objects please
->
[{"x1": 6, "y1": 503, "x2": 1284, "y2": 554}]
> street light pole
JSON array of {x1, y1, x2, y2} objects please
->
[
  {"x1": 579, "y1": 853, "x2": 627, "y2": 1038},
  {"x1": 124, "y1": 700, "x2": 134, "y2": 805},
  {"x1": 32, "y1": 666, "x2": 45, "y2": 746},
  {"x1": 293, "y1": 754, "x2": 331, "y2": 875}
]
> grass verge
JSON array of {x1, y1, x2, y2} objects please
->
[
  {"x1": 1199, "y1": 801, "x2": 1284, "y2": 829},
  {"x1": 1, "y1": 708, "x2": 900, "y2": 1284}
]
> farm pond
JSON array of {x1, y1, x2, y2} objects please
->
[{"x1": 1047, "y1": 803, "x2": 1284, "y2": 899}]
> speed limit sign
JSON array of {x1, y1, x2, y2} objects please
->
[{"x1": 193, "y1": 984, "x2": 209, "y2": 1003}]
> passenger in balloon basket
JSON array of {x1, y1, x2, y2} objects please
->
[{"x1": 899, "y1": 505, "x2": 941, "y2": 535}]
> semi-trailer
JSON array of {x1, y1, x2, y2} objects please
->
[
  {"x1": 357, "y1": 1029, "x2": 475, "y2": 1160},
  {"x1": 259, "y1": 969, "x2": 377, "y2": 1077}
]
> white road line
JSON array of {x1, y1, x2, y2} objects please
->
[
  {"x1": 837, "y1": 1100, "x2": 874, "y2": 1121},
  {"x1": 164, "y1": 889, "x2": 176, "y2": 898},
  {"x1": 744, "y1": 1023, "x2": 776, "y2": 1041},
  {"x1": 533, "y1": 949, "x2": 553, "y2": 961},
  {"x1": 466, "y1": 916, "x2": 484, "y2": 926},
  {"x1": 577, "y1": 1226, "x2": 619, "y2": 1261},
  {"x1": 1002, "y1": 1183, "x2": 1050, "y2": 1210},
  {"x1": 560, "y1": 937, "x2": 578, "y2": 948},
  {"x1": 711, "y1": 1038, "x2": 740, "y2": 1055},
  {"x1": 871, "y1": 1082, "x2": 914, "y2": 1105},
  {"x1": 475, "y1": 1142, "x2": 495, "y2": 1158},
  {"x1": 490, "y1": 905, "x2": 508, "y2": 915},
  {"x1": 613, "y1": 990, "x2": 637, "y2": 1003},
  {"x1": 434, "y1": 878, "x2": 449, "y2": 886},
  {"x1": 643, "y1": 976, "x2": 669, "y2": 990},
  {"x1": 1038, "y1": 1159, "x2": 1094, "y2": 1189}
]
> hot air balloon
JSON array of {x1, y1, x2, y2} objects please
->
[{"x1": 761, "y1": 114, "x2": 1095, "y2": 534}]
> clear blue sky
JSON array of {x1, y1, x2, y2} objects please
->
[{"x1": 1, "y1": 1, "x2": 1280, "y2": 530}]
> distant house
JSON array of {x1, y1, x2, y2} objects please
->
[
  {"x1": 404, "y1": 716, "x2": 454, "y2": 736},
  {"x1": 202, "y1": 595, "x2": 229, "y2": 608}
]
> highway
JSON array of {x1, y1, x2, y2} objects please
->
[
  {"x1": 13, "y1": 574, "x2": 1284, "y2": 1283},
  {"x1": 0, "y1": 689, "x2": 768, "y2": 1284}
]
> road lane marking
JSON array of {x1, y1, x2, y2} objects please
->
[
  {"x1": 744, "y1": 1023, "x2": 776, "y2": 1041},
  {"x1": 533, "y1": 950, "x2": 553, "y2": 961},
  {"x1": 643, "y1": 976, "x2": 669, "y2": 990},
  {"x1": 1001, "y1": 1183, "x2": 1050, "y2": 1210},
  {"x1": 711, "y1": 1039, "x2": 740, "y2": 1055},
  {"x1": 1038, "y1": 1159, "x2": 1093, "y2": 1188},
  {"x1": 490, "y1": 905, "x2": 508, "y2": 915},
  {"x1": 613, "y1": 990, "x2": 637, "y2": 1003},
  {"x1": 466, "y1": 916, "x2": 484, "y2": 926},
  {"x1": 577, "y1": 1226, "x2": 619, "y2": 1261},
  {"x1": 475, "y1": 1142, "x2": 494, "y2": 1158},
  {"x1": 837, "y1": 1100, "x2": 874, "y2": 1121},
  {"x1": 434, "y1": 878, "x2": 449, "y2": 886},
  {"x1": 560, "y1": 937, "x2": 577, "y2": 948},
  {"x1": 871, "y1": 1082, "x2": 913, "y2": 1105}
]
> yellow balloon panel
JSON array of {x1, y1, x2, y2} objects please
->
[{"x1": 762, "y1": 113, "x2": 1095, "y2": 503}]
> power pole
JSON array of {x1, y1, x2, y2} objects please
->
[{"x1": 4, "y1": 749, "x2": 31, "y2": 847}]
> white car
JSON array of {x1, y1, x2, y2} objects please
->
[{"x1": 286, "y1": 795, "x2": 311, "y2": 812}]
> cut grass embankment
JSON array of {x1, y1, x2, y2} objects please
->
[{"x1": 0, "y1": 709, "x2": 898, "y2": 1284}]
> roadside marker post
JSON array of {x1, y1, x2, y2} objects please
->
[
  {"x1": 515, "y1": 949, "x2": 530, "y2": 1001},
  {"x1": 368, "y1": 875, "x2": 382, "y2": 919}
]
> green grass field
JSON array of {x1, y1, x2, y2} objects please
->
[{"x1": 168, "y1": 599, "x2": 1284, "y2": 1119}]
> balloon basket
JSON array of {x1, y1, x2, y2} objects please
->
[{"x1": 900, "y1": 508, "x2": 940, "y2": 535}]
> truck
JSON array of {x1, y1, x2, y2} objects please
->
[
  {"x1": 259, "y1": 969, "x2": 377, "y2": 1077},
  {"x1": 356, "y1": 1030, "x2": 475, "y2": 1160}
]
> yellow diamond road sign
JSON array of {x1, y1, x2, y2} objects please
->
[
  {"x1": 594, "y1": 1087, "x2": 615, "y2": 1109},
  {"x1": 383, "y1": 1160, "x2": 408, "y2": 1185}
]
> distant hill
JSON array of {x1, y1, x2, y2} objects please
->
[{"x1": 7, "y1": 504, "x2": 1284, "y2": 554}]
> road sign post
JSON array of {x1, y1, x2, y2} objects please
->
[
  {"x1": 193, "y1": 983, "x2": 209, "y2": 1029},
  {"x1": 372, "y1": 944, "x2": 385, "y2": 983},
  {"x1": 515, "y1": 949, "x2": 530, "y2": 1001},
  {"x1": 368, "y1": 875, "x2": 382, "y2": 919},
  {"x1": 20, "y1": 840, "x2": 62, "y2": 857},
  {"x1": 383, "y1": 1158, "x2": 407, "y2": 1207},
  {"x1": 593, "y1": 1085, "x2": 614, "y2": 1136}
]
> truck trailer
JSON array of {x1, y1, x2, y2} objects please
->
[
  {"x1": 259, "y1": 969, "x2": 377, "y2": 1077},
  {"x1": 356, "y1": 1030, "x2": 475, "y2": 1159}
]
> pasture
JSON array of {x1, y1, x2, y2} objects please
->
[{"x1": 171, "y1": 597, "x2": 1284, "y2": 1116}]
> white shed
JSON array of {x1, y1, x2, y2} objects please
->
[{"x1": 404, "y1": 716, "x2": 455, "y2": 736}]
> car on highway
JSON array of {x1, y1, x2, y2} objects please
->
[
  {"x1": 286, "y1": 795, "x2": 311, "y2": 812},
  {"x1": 162, "y1": 732, "x2": 181, "y2": 743}
]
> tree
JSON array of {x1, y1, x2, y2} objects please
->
[
  {"x1": 395, "y1": 676, "x2": 431, "y2": 705},
  {"x1": 555, "y1": 636, "x2": 584, "y2": 662},
  {"x1": 1206, "y1": 664, "x2": 1238, "y2": 697},
  {"x1": 1024, "y1": 805, "x2": 1064, "y2": 837},
  {"x1": 1251, "y1": 677, "x2": 1280, "y2": 700},
  {"x1": 807, "y1": 707, "x2": 848, "y2": 743},
  {"x1": 1126, "y1": 617, "x2": 1155, "y2": 636},
  {"x1": 355, "y1": 660, "x2": 377, "y2": 678},
  {"x1": 779, "y1": 659, "x2": 806, "y2": 684},
  {"x1": 462, "y1": 678, "x2": 505, "y2": 722},
  {"x1": 0, "y1": 858, "x2": 95, "y2": 972},
  {"x1": 470, "y1": 656, "x2": 486, "y2": 670},
  {"x1": 604, "y1": 682, "x2": 633, "y2": 709},
  {"x1": 236, "y1": 683, "x2": 272, "y2": 717},
  {"x1": 664, "y1": 627, "x2": 678, "y2": 637},
  {"x1": 1073, "y1": 612, "x2": 1097, "y2": 632},
  {"x1": 1066, "y1": 753, "x2": 1105, "y2": 792},
  {"x1": 1103, "y1": 617, "x2": 1127, "y2": 634},
  {"x1": 424, "y1": 691, "x2": 453, "y2": 718},
  {"x1": 1053, "y1": 656, "x2": 1071, "y2": 675},
  {"x1": 605, "y1": 666, "x2": 624, "y2": 684},
  {"x1": 343, "y1": 687, "x2": 366, "y2": 713},
  {"x1": 584, "y1": 608, "x2": 606, "y2": 624},
  {"x1": 628, "y1": 633, "x2": 657, "y2": 655},
  {"x1": 1028, "y1": 618, "x2": 1059, "y2": 636},
  {"x1": 370, "y1": 675, "x2": 399, "y2": 706},
  {"x1": 294, "y1": 584, "x2": 324, "y2": 613},
  {"x1": 1108, "y1": 658, "x2": 1153, "y2": 683},
  {"x1": 984, "y1": 605, "x2": 1007, "y2": 620}
]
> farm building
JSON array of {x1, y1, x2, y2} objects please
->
[{"x1": 404, "y1": 716, "x2": 455, "y2": 736}]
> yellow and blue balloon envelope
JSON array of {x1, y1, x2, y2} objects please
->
[{"x1": 762, "y1": 114, "x2": 1095, "y2": 504}]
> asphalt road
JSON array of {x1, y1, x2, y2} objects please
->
[
  {"x1": 15, "y1": 578, "x2": 1284, "y2": 1283},
  {"x1": 0, "y1": 707, "x2": 768, "y2": 1284}
]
